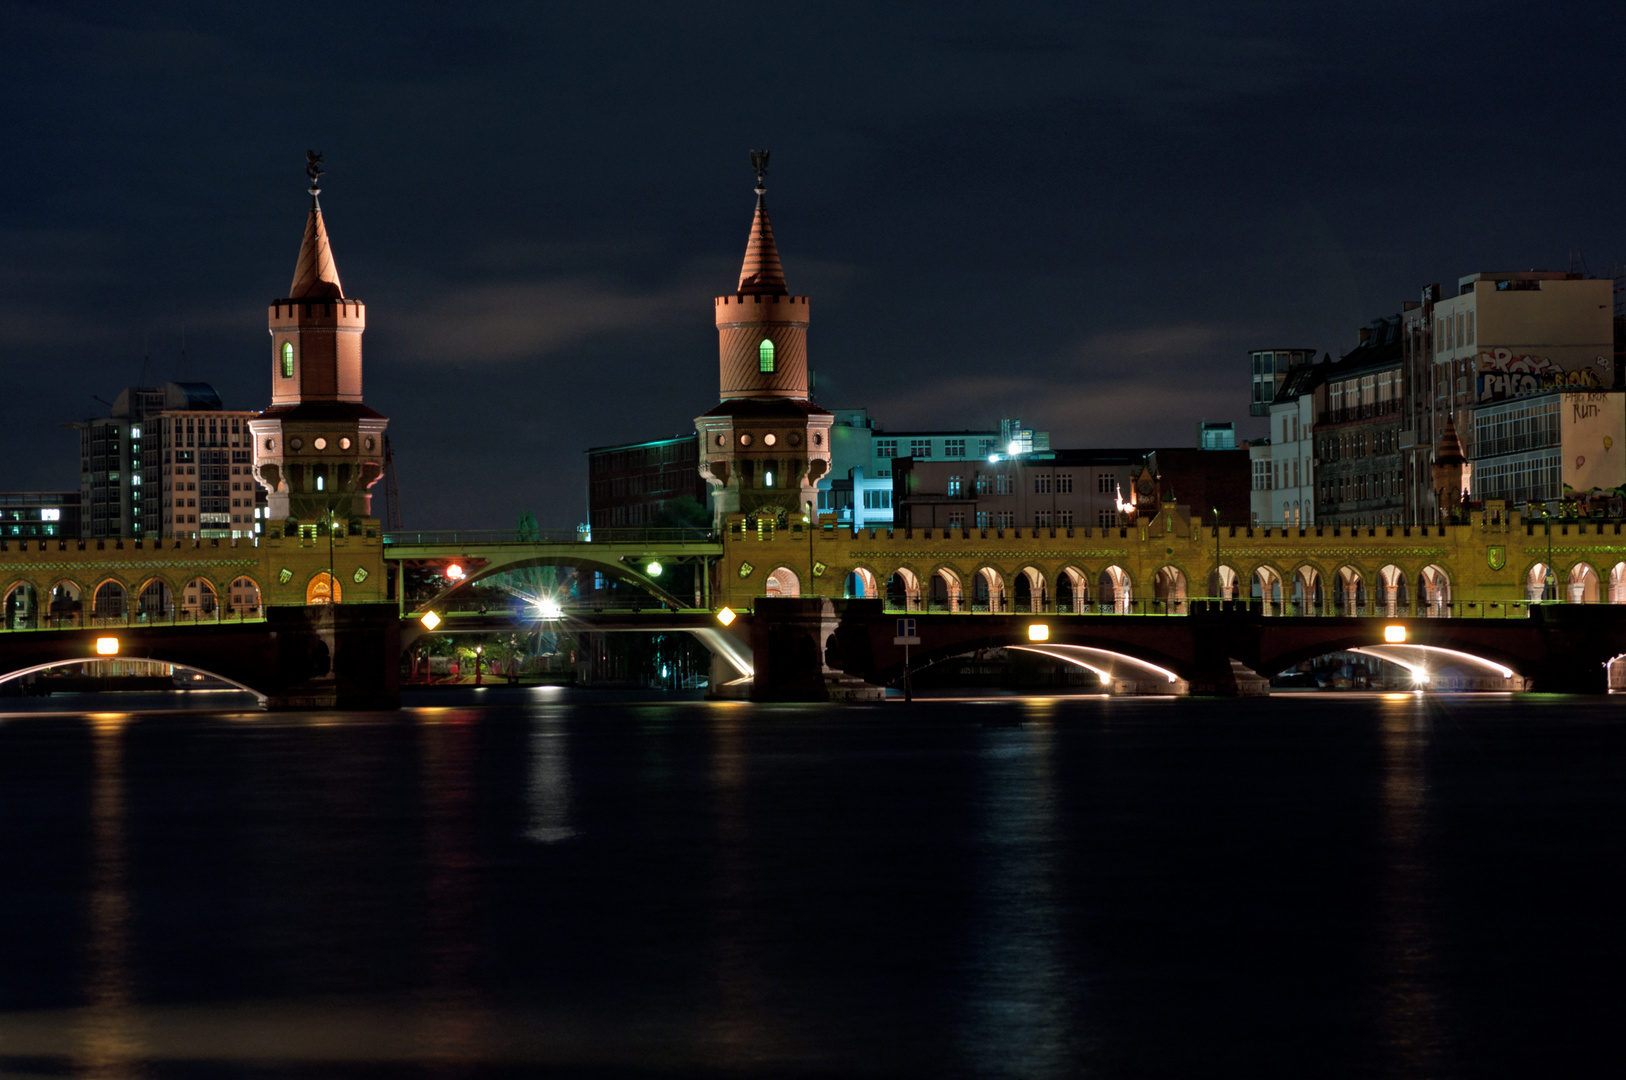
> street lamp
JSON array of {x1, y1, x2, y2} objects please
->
[{"x1": 1212, "y1": 508, "x2": 1221, "y2": 603}]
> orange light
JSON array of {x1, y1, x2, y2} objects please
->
[
  {"x1": 95, "y1": 637, "x2": 119, "y2": 656},
  {"x1": 420, "y1": 611, "x2": 442, "y2": 630},
  {"x1": 716, "y1": 607, "x2": 737, "y2": 626},
  {"x1": 1028, "y1": 624, "x2": 1049, "y2": 641},
  {"x1": 446, "y1": 564, "x2": 465, "y2": 581},
  {"x1": 1384, "y1": 625, "x2": 1407, "y2": 643}
]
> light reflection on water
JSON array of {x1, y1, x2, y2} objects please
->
[{"x1": 0, "y1": 691, "x2": 1614, "y2": 1075}]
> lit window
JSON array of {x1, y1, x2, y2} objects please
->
[
  {"x1": 759, "y1": 339, "x2": 775, "y2": 373},
  {"x1": 281, "y1": 341, "x2": 294, "y2": 378}
]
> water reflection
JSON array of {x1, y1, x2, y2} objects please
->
[
  {"x1": 75, "y1": 713, "x2": 142, "y2": 1078},
  {"x1": 526, "y1": 709, "x2": 575, "y2": 843},
  {"x1": 962, "y1": 699, "x2": 1079, "y2": 1075},
  {"x1": 1376, "y1": 696, "x2": 1445, "y2": 1072}
]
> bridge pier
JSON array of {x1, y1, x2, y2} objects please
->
[
  {"x1": 748, "y1": 597, "x2": 835, "y2": 702},
  {"x1": 1521, "y1": 605, "x2": 1615, "y2": 694},
  {"x1": 263, "y1": 603, "x2": 401, "y2": 710}
]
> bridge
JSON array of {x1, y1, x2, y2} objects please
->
[{"x1": 1, "y1": 502, "x2": 1625, "y2": 704}]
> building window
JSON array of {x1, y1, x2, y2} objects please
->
[
  {"x1": 759, "y1": 339, "x2": 775, "y2": 373},
  {"x1": 948, "y1": 510, "x2": 965, "y2": 528},
  {"x1": 947, "y1": 476, "x2": 962, "y2": 497},
  {"x1": 875, "y1": 440, "x2": 897, "y2": 459},
  {"x1": 944, "y1": 439, "x2": 966, "y2": 457},
  {"x1": 862, "y1": 489, "x2": 891, "y2": 510},
  {"x1": 910, "y1": 439, "x2": 932, "y2": 458},
  {"x1": 1098, "y1": 509, "x2": 1117, "y2": 527},
  {"x1": 976, "y1": 511, "x2": 990, "y2": 529},
  {"x1": 1034, "y1": 474, "x2": 1052, "y2": 494},
  {"x1": 1097, "y1": 473, "x2": 1114, "y2": 493},
  {"x1": 995, "y1": 510, "x2": 1014, "y2": 529},
  {"x1": 1034, "y1": 510, "x2": 1052, "y2": 528},
  {"x1": 995, "y1": 475, "x2": 1013, "y2": 495},
  {"x1": 1056, "y1": 474, "x2": 1073, "y2": 494},
  {"x1": 1057, "y1": 510, "x2": 1074, "y2": 528},
  {"x1": 281, "y1": 341, "x2": 294, "y2": 378},
  {"x1": 978, "y1": 438, "x2": 997, "y2": 456}
]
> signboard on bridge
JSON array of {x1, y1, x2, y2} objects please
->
[{"x1": 893, "y1": 618, "x2": 920, "y2": 645}]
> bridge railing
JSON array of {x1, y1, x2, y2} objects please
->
[
  {"x1": 0, "y1": 607, "x2": 268, "y2": 633},
  {"x1": 384, "y1": 527, "x2": 716, "y2": 546},
  {"x1": 866, "y1": 596, "x2": 1551, "y2": 618}
]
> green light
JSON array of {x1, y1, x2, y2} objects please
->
[
  {"x1": 759, "y1": 339, "x2": 775, "y2": 373},
  {"x1": 646, "y1": 560, "x2": 662, "y2": 577}
]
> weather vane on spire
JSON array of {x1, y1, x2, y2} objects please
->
[
  {"x1": 750, "y1": 149, "x2": 769, "y2": 195},
  {"x1": 305, "y1": 149, "x2": 325, "y2": 200}
]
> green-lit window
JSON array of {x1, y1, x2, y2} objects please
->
[
  {"x1": 758, "y1": 339, "x2": 775, "y2": 373},
  {"x1": 281, "y1": 341, "x2": 294, "y2": 378}
]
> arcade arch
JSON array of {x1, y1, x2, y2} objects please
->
[
  {"x1": 1013, "y1": 566, "x2": 1045, "y2": 613},
  {"x1": 844, "y1": 566, "x2": 880, "y2": 600},
  {"x1": 1152, "y1": 566, "x2": 1187, "y2": 614},
  {"x1": 1610, "y1": 563, "x2": 1626, "y2": 604},
  {"x1": 928, "y1": 568, "x2": 962, "y2": 612},
  {"x1": 1420, "y1": 565, "x2": 1451, "y2": 617},
  {"x1": 137, "y1": 578, "x2": 174, "y2": 621},
  {"x1": 92, "y1": 580, "x2": 127, "y2": 622},
  {"x1": 764, "y1": 566, "x2": 800, "y2": 598},
  {"x1": 49, "y1": 581, "x2": 81, "y2": 626},
  {"x1": 306, "y1": 572, "x2": 343, "y2": 605},
  {"x1": 885, "y1": 568, "x2": 919, "y2": 611},
  {"x1": 182, "y1": 577, "x2": 218, "y2": 617},
  {"x1": 1569, "y1": 562, "x2": 1600, "y2": 604},
  {"x1": 1099, "y1": 565, "x2": 1132, "y2": 614},
  {"x1": 1251, "y1": 566, "x2": 1283, "y2": 616},
  {"x1": 1206, "y1": 565, "x2": 1239, "y2": 601},
  {"x1": 1055, "y1": 567, "x2": 1089, "y2": 613},
  {"x1": 971, "y1": 567, "x2": 1005, "y2": 612},
  {"x1": 1376, "y1": 565, "x2": 1408, "y2": 617},
  {"x1": 1291, "y1": 566, "x2": 1323, "y2": 616},
  {"x1": 3, "y1": 582, "x2": 37, "y2": 630},
  {"x1": 1526, "y1": 563, "x2": 1554, "y2": 603}
]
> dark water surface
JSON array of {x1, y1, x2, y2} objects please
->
[{"x1": 0, "y1": 688, "x2": 1622, "y2": 1077}]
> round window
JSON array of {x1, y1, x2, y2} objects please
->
[
  {"x1": 813, "y1": 433, "x2": 823, "y2": 446},
  {"x1": 763, "y1": 433, "x2": 777, "y2": 447},
  {"x1": 264, "y1": 438, "x2": 276, "y2": 452},
  {"x1": 340, "y1": 437, "x2": 352, "y2": 450},
  {"x1": 313, "y1": 437, "x2": 328, "y2": 451},
  {"x1": 739, "y1": 433, "x2": 753, "y2": 446},
  {"x1": 364, "y1": 437, "x2": 375, "y2": 451},
  {"x1": 788, "y1": 432, "x2": 802, "y2": 447},
  {"x1": 289, "y1": 437, "x2": 304, "y2": 451},
  {"x1": 715, "y1": 433, "x2": 725, "y2": 446}
]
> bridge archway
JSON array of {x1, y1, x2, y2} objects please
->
[
  {"x1": 1569, "y1": 562, "x2": 1600, "y2": 604},
  {"x1": 929, "y1": 568, "x2": 962, "y2": 612},
  {"x1": 306, "y1": 572, "x2": 342, "y2": 605},
  {"x1": 1420, "y1": 564, "x2": 1451, "y2": 616},
  {"x1": 182, "y1": 577, "x2": 218, "y2": 616},
  {"x1": 49, "y1": 580, "x2": 81, "y2": 625},
  {"x1": 1056, "y1": 566, "x2": 1089, "y2": 613},
  {"x1": 1527, "y1": 562, "x2": 1555, "y2": 602},
  {"x1": 4, "y1": 582, "x2": 38, "y2": 630},
  {"x1": 1153, "y1": 566, "x2": 1187, "y2": 614},
  {"x1": 1014, "y1": 566, "x2": 1045, "y2": 613},
  {"x1": 885, "y1": 569, "x2": 918, "y2": 611},
  {"x1": 764, "y1": 566, "x2": 800, "y2": 597},
  {"x1": 92, "y1": 580, "x2": 127, "y2": 621},
  {"x1": 1334, "y1": 566, "x2": 1366, "y2": 616},
  {"x1": 1291, "y1": 566, "x2": 1323, "y2": 616},
  {"x1": 844, "y1": 566, "x2": 880, "y2": 600},
  {"x1": 1207, "y1": 565, "x2": 1238, "y2": 601},
  {"x1": 1610, "y1": 562, "x2": 1626, "y2": 603},
  {"x1": 229, "y1": 576, "x2": 262, "y2": 615},
  {"x1": 137, "y1": 578, "x2": 174, "y2": 620},
  {"x1": 1099, "y1": 565, "x2": 1132, "y2": 613},
  {"x1": 0, "y1": 657, "x2": 268, "y2": 706},
  {"x1": 971, "y1": 567, "x2": 1004, "y2": 612}
]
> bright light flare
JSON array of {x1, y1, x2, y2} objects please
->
[
  {"x1": 95, "y1": 637, "x2": 119, "y2": 656},
  {"x1": 445, "y1": 564, "x2": 465, "y2": 581},
  {"x1": 536, "y1": 598, "x2": 564, "y2": 620},
  {"x1": 716, "y1": 606, "x2": 737, "y2": 626},
  {"x1": 419, "y1": 610, "x2": 441, "y2": 630},
  {"x1": 645, "y1": 560, "x2": 662, "y2": 577},
  {"x1": 1384, "y1": 624, "x2": 1407, "y2": 643},
  {"x1": 1028, "y1": 623, "x2": 1049, "y2": 641}
]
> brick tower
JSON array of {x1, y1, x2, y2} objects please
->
[
  {"x1": 249, "y1": 154, "x2": 388, "y2": 530},
  {"x1": 696, "y1": 151, "x2": 832, "y2": 527}
]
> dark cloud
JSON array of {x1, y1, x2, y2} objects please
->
[{"x1": 2, "y1": 1, "x2": 1624, "y2": 526}]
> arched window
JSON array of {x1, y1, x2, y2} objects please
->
[
  {"x1": 759, "y1": 339, "x2": 775, "y2": 373},
  {"x1": 281, "y1": 341, "x2": 294, "y2": 378}
]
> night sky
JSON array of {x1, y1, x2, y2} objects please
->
[{"x1": 5, "y1": 2, "x2": 1624, "y2": 529}]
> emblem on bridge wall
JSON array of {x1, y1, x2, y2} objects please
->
[
  {"x1": 1487, "y1": 546, "x2": 1506, "y2": 571},
  {"x1": 278, "y1": 568, "x2": 294, "y2": 584},
  {"x1": 738, "y1": 561, "x2": 755, "y2": 578},
  {"x1": 812, "y1": 561, "x2": 827, "y2": 577},
  {"x1": 353, "y1": 566, "x2": 370, "y2": 583}
]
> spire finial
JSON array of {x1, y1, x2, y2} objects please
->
[
  {"x1": 305, "y1": 149, "x2": 325, "y2": 204},
  {"x1": 750, "y1": 149, "x2": 769, "y2": 198}
]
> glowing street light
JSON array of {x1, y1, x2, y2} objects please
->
[
  {"x1": 95, "y1": 637, "x2": 119, "y2": 656},
  {"x1": 645, "y1": 560, "x2": 662, "y2": 577},
  {"x1": 536, "y1": 598, "x2": 564, "y2": 620},
  {"x1": 1028, "y1": 623, "x2": 1049, "y2": 641},
  {"x1": 446, "y1": 564, "x2": 465, "y2": 581},
  {"x1": 1384, "y1": 624, "x2": 1407, "y2": 643},
  {"x1": 716, "y1": 606, "x2": 737, "y2": 626},
  {"x1": 419, "y1": 610, "x2": 442, "y2": 630}
]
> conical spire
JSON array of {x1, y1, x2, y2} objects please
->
[
  {"x1": 288, "y1": 150, "x2": 343, "y2": 299},
  {"x1": 1435, "y1": 415, "x2": 1466, "y2": 466},
  {"x1": 736, "y1": 150, "x2": 787, "y2": 296}
]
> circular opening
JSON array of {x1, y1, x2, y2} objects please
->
[
  {"x1": 739, "y1": 433, "x2": 753, "y2": 446},
  {"x1": 289, "y1": 437, "x2": 303, "y2": 451},
  {"x1": 813, "y1": 433, "x2": 823, "y2": 446},
  {"x1": 364, "y1": 437, "x2": 375, "y2": 451},
  {"x1": 264, "y1": 438, "x2": 276, "y2": 452},
  {"x1": 788, "y1": 432, "x2": 802, "y2": 446},
  {"x1": 313, "y1": 437, "x2": 328, "y2": 451},
  {"x1": 764, "y1": 433, "x2": 777, "y2": 446},
  {"x1": 340, "y1": 437, "x2": 352, "y2": 450}
]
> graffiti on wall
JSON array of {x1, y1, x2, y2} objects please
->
[{"x1": 1475, "y1": 348, "x2": 1608, "y2": 401}]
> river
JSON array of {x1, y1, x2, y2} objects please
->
[{"x1": 0, "y1": 687, "x2": 1619, "y2": 1077}]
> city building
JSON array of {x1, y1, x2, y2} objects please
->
[
  {"x1": 77, "y1": 382, "x2": 261, "y2": 539},
  {"x1": 1198, "y1": 421, "x2": 1237, "y2": 450},
  {"x1": 1398, "y1": 285, "x2": 1441, "y2": 524},
  {"x1": 694, "y1": 154, "x2": 833, "y2": 528},
  {"x1": 1249, "y1": 363, "x2": 1323, "y2": 527},
  {"x1": 1249, "y1": 348, "x2": 1315, "y2": 416},
  {"x1": 0, "y1": 492, "x2": 80, "y2": 540},
  {"x1": 586, "y1": 433, "x2": 711, "y2": 529},
  {"x1": 248, "y1": 164, "x2": 389, "y2": 544},
  {"x1": 1468, "y1": 389, "x2": 1626, "y2": 508},
  {"x1": 1312, "y1": 317, "x2": 1406, "y2": 527}
]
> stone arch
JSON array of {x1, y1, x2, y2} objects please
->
[
  {"x1": 971, "y1": 566, "x2": 1005, "y2": 612},
  {"x1": 1099, "y1": 565, "x2": 1132, "y2": 614},
  {"x1": 1055, "y1": 566, "x2": 1089, "y2": 613},
  {"x1": 1013, "y1": 566, "x2": 1046, "y2": 613},
  {"x1": 844, "y1": 566, "x2": 880, "y2": 600},
  {"x1": 2, "y1": 581, "x2": 38, "y2": 630},
  {"x1": 48, "y1": 579, "x2": 82, "y2": 626},
  {"x1": 928, "y1": 567, "x2": 962, "y2": 612},
  {"x1": 763, "y1": 566, "x2": 800, "y2": 598},
  {"x1": 1291, "y1": 565, "x2": 1324, "y2": 616},
  {"x1": 1610, "y1": 562, "x2": 1626, "y2": 604},
  {"x1": 135, "y1": 577, "x2": 175, "y2": 621},
  {"x1": 1377, "y1": 564, "x2": 1407, "y2": 617},
  {"x1": 1206, "y1": 564, "x2": 1239, "y2": 601},
  {"x1": 1153, "y1": 565, "x2": 1187, "y2": 614},
  {"x1": 91, "y1": 579, "x2": 127, "y2": 622},
  {"x1": 1526, "y1": 562, "x2": 1555, "y2": 603},
  {"x1": 306, "y1": 571, "x2": 343, "y2": 605},
  {"x1": 885, "y1": 567, "x2": 919, "y2": 611},
  {"x1": 228, "y1": 576, "x2": 262, "y2": 615},
  {"x1": 1334, "y1": 565, "x2": 1366, "y2": 616},
  {"x1": 1419, "y1": 565, "x2": 1451, "y2": 617},
  {"x1": 181, "y1": 577, "x2": 219, "y2": 617},
  {"x1": 1568, "y1": 562, "x2": 1600, "y2": 604},
  {"x1": 1251, "y1": 565, "x2": 1284, "y2": 616}
]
